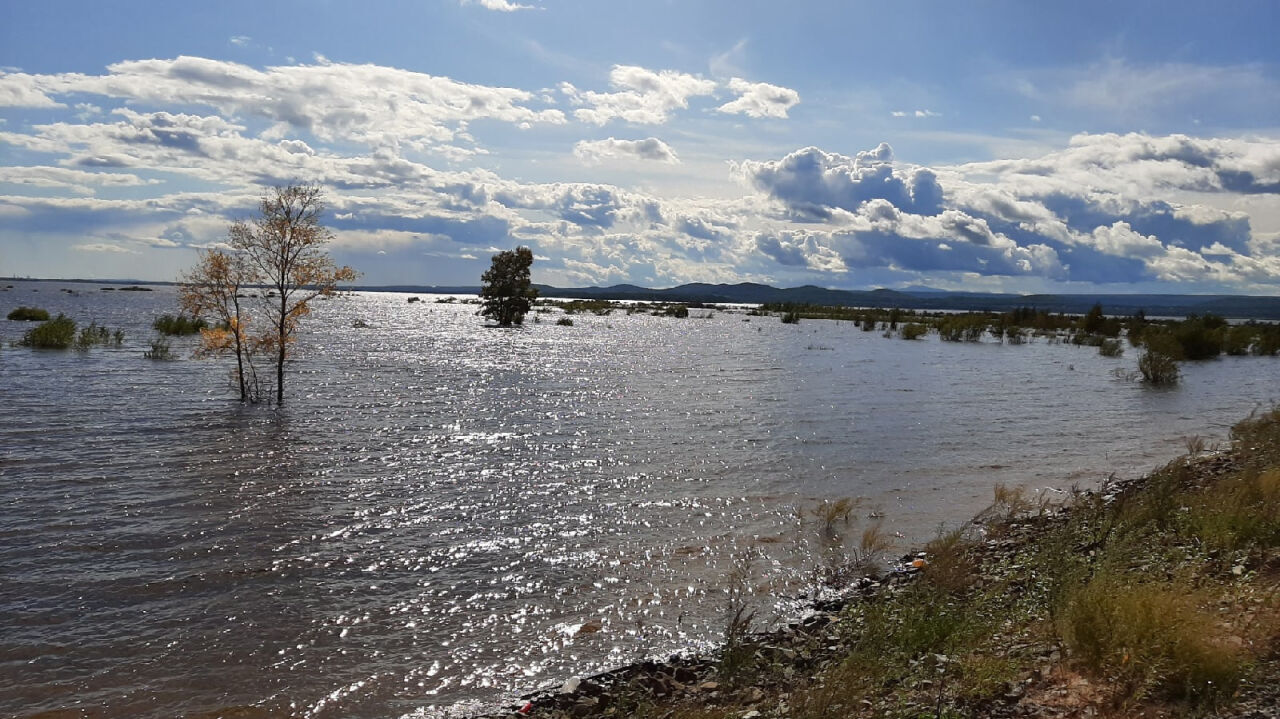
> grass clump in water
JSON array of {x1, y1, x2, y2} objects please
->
[
  {"x1": 1138, "y1": 348, "x2": 1180, "y2": 385},
  {"x1": 899, "y1": 322, "x2": 928, "y2": 340},
  {"x1": 7, "y1": 306, "x2": 49, "y2": 321},
  {"x1": 74, "y1": 321, "x2": 124, "y2": 350},
  {"x1": 144, "y1": 336, "x2": 174, "y2": 360},
  {"x1": 18, "y1": 314, "x2": 77, "y2": 348},
  {"x1": 153, "y1": 313, "x2": 209, "y2": 335},
  {"x1": 1098, "y1": 338, "x2": 1123, "y2": 357}
]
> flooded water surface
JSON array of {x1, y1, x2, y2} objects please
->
[{"x1": 3, "y1": 280, "x2": 1279, "y2": 718}]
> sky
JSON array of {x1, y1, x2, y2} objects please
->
[{"x1": 1, "y1": 1, "x2": 1278, "y2": 293}]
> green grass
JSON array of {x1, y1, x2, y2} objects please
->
[
  {"x1": 556, "y1": 299, "x2": 615, "y2": 315},
  {"x1": 74, "y1": 321, "x2": 124, "y2": 350},
  {"x1": 899, "y1": 322, "x2": 928, "y2": 340},
  {"x1": 153, "y1": 313, "x2": 209, "y2": 335},
  {"x1": 7, "y1": 306, "x2": 49, "y2": 321},
  {"x1": 18, "y1": 314, "x2": 76, "y2": 348}
]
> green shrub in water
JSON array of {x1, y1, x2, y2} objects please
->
[
  {"x1": 7, "y1": 306, "x2": 50, "y2": 321},
  {"x1": 144, "y1": 336, "x2": 174, "y2": 360},
  {"x1": 19, "y1": 314, "x2": 77, "y2": 349},
  {"x1": 152, "y1": 313, "x2": 209, "y2": 336}
]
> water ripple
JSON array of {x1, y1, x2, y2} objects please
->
[{"x1": 2, "y1": 281, "x2": 1279, "y2": 717}]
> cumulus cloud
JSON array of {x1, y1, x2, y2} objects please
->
[
  {"x1": 565, "y1": 65, "x2": 716, "y2": 125},
  {"x1": 573, "y1": 137, "x2": 679, "y2": 164},
  {"x1": 0, "y1": 71, "x2": 63, "y2": 107},
  {"x1": 717, "y1": 78, "x2": 800, "y2": 119},
  {"x1": 736, "y1": 143, "x2": 944, "y2": 218},
  {"x1": 1086, "y1": 221, "x2": 1165, "y2": 257},
  {"x1": 722, "y1": 132, "x2": 1280, "y2": 289}
]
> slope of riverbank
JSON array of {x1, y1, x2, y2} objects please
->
[{"x1": 498, "y1": 410, "x2": 1280, "y2": 719}]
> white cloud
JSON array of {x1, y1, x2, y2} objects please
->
[
  {"x1": 735, "y1": 143, "x2": 944, "y2": 218},
  {"x1": 13, "y1": 56, "x2": 566, "y2": 150},
  {"x1": 891, "y1": 109, "x2": 940, "y2": 118},
  {"x1": 462, "y1": 0, "x2": 536, "y2": 10},
  {"x1": 717, "y1": 78, "x2": 800, "y2": 119},
  {"x1": 0, "y1": 71, "x2": 63, "y2": 108},
  {"x1": 567, "y1": 65, "x2": 716, "y2": 125},
  {"x1": 0, "y1": 166, "x2": 157, "y2": 194},
  {"x1": 229, "y1": 35, "x2": 250, "y2": 47},
  {"x1": 573, "y1": 137, "x2": 679, "y2": 164},
  {"x1": 1087, "y1": 221, "x2": 1165, "y2": 257},
  {"x1": 72, "y1": 242, "x2": 138, "y2": 253},
  {"x1": 956, "y1": 132, "x2": 1280, "y2": 197}
]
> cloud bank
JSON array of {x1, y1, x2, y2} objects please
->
[{"x1": 0, "y1": 55, "x2": 1276, "y2": 293}]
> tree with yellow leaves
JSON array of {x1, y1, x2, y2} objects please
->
[
  {"x1": 180, "y1": 184, "x2": 357, "y2": 405},
  {"x1": 179, "y1": 248, "x2": 263, "y2": 402}
]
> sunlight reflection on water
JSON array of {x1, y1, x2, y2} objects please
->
[{"x1": 2, "y1": 281, "x2": 1279, "y2": 718}]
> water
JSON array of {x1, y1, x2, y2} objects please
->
[{"x1": 3, "y1": 280, "x2": 1278, "y2": 718}]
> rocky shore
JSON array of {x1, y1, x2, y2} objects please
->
[{"x1": 483, "y1": 412, "x2": 1280, "y2": 719}]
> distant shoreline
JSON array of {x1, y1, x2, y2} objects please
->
[{"x1": 6, "y1": 277, "x2": 1280, "y2": 320}]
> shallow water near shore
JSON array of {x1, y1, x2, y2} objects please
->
[{"x1": 3, "y1": 280, "x2": 1279, "y2": 718}]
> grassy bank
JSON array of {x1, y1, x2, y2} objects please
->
[{"x1": 519, "y1": 409, "x2": 1280, "y2": 719}]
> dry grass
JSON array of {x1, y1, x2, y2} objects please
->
[
  {"x1": 920, "y1": 526, "x2": 978, "y2": 595},
  {"x1": 1058, "y1": 573, "x2": 1246, "y2": 708},
  {"x1": 809, "y1": 497, "x2": 856, "y2": 536}
]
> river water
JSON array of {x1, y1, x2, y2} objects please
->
[{"x1": 3, "y1": 279, "x2": 1278, "y2": 718}]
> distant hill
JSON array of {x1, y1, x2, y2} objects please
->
[
  {"x1": 352, "y1": 281, "x2": 1280, "y2": 320},
  {"x1": 19, "y1": 276, "x2": 1275, "y2": 320}
]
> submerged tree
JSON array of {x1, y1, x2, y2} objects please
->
[
  {"x1": 479, "y1": 246, "x2": 537, "y2": 327},
  {"x1": 179, "y1": 248, "x2": 262, "y2": 402},
  {"x1": 179, "y1": 184, "x2": 356, "y2": 405}
]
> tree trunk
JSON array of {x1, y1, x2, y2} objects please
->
[
  {"x1": 233, "y1": 298, "x2": 247, "y2": 402},
  {"x1": 235, "y1": 338, "x2": 246, "y2": 401},
  {"x1": 276, "y1": 294, "x2": 287, "y2": 405}
]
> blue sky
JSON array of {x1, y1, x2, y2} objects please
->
[{"x1": 1, "y1": 1, "x2": 1278, "y2": 292}]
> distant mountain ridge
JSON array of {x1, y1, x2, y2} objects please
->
[
  {"x1": 363, "y1": 281, "x2": 1280, "y2": 320},
  {"x1": 11, "y1": 277, "x2": 1280, "y2": 320}
]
